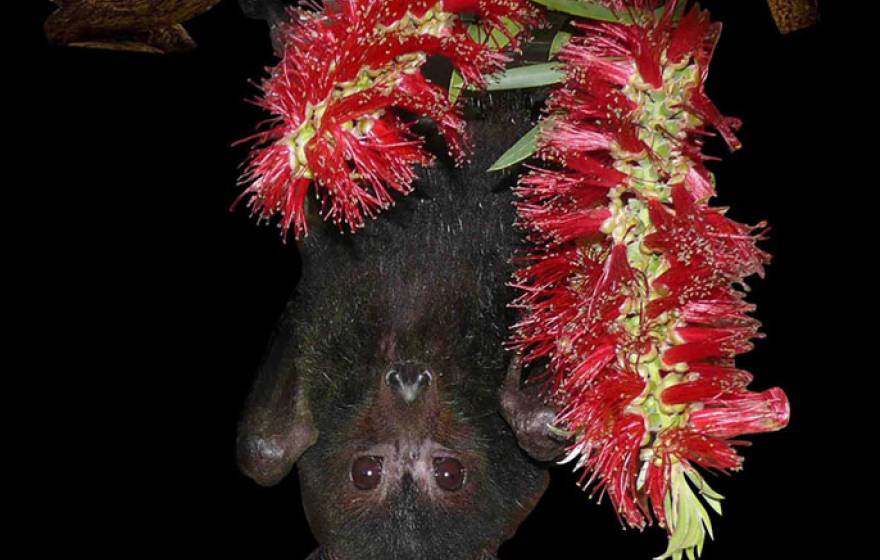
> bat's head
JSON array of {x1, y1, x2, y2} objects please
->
[
  {"x1": 296, "y1": 343, "x2": 549, "y2": 560},
  {"x1": 238, "y1": 92, "x2": 564, "y2": 560},
  {"x1": 291, "y1": 276, "x2": 557, "y2": 560}
]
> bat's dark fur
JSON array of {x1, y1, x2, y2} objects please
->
[{"x1": 237, "y1": 90, "x2": 564, "y2": 560}]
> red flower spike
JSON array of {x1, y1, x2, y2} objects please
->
[
  {"x1": 238, "y1": 0, "x2": 541, "y2": 239},
  {"x1": 509, "y1": 2, "x2": 789, "y2": 558}
]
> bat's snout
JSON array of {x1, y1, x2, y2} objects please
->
[{"x1": 385, "y1": 364, "x2": 433, "y2": 404}]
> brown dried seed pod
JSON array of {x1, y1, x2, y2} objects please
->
[{"x1": 767, "y1": 0, "x2": 819, "y2": 34}]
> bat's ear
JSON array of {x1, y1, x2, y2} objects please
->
[
  {"x1": 499, "y1": 353, "x2": 568, "y2": 462},
  {"x1": 237, "y1": 305, "x2": 318, "y2": 486}
]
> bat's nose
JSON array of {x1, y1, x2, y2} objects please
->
[{"x1": 385, "y1": 364, "x2": 433, "y2": 404}]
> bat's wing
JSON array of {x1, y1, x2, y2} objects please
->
[
  {"x1": 499, "y1": 354, "x2": 569, "y2": 462},
  {"x1": 44, "y1": 0, "x2": 222, "y2": 53},
  {"x1": 237, "y1": 297, "x2": 318, "y2": 487}
]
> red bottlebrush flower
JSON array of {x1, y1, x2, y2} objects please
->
[
  {"x1": 237, "y1": 0, "x2": 542, "y2": 239},
  {"x1": 509, "y1": 2, "x2": 789, "y2": 558}
]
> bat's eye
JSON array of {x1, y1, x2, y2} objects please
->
[
  {"x1": 351, "y1": 456, "x2": 383, "y2": 490},
  {"x1": 433, "y1": 457, "x2": 466, "y2": 491}
]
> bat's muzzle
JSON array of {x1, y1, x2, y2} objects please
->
[{"x1": 385, "y1": 364, "x2": 433, "y2": 404}]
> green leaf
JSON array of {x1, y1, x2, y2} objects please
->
[
  {"x1": 529, "y1": 0, "x2": 621, "y2": 21},
  {"x1": 488, "y1": 118, "x2": 550, "y2": 171},
  {"x1": 498, "y1": 16, "x2": 525, "y2": 44},
  {"x1": 548, "y1": 30, "x2": 572, "y2": 59},
  {"x1": 486, "y1": 62, "x2": 565, "y2": 91},
  {"x1": 448, "y1": 68, "x2": 466, "y2": 104}
]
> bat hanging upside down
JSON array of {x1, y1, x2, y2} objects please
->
[
  {"x1": 43, "y1": 2, "x2": 567, "y2": 557},
  {"x1": 235, "y1": 88, "x2": 568, "y2": 559}
]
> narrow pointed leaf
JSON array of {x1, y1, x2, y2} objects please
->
[
  {"x1": 486, "y1": 62, "x2": 565, "y2": 90},
  {"x1": 449, "y1": 68, "x2": 466, "y2": 103},
  {"x1": 529, "y1": 0, "x2": 621, "y2": 21},
  {"x1": 488, "y1": 118, "x2": 551, "y2": 171}
]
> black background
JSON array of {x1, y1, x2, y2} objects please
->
[{"x1": 22, "y1": 1, "x2": 844, "y2": 557}]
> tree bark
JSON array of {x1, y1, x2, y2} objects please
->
[{"x1": 45, "y1": 0, "x2": 223, "y2": 53}]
